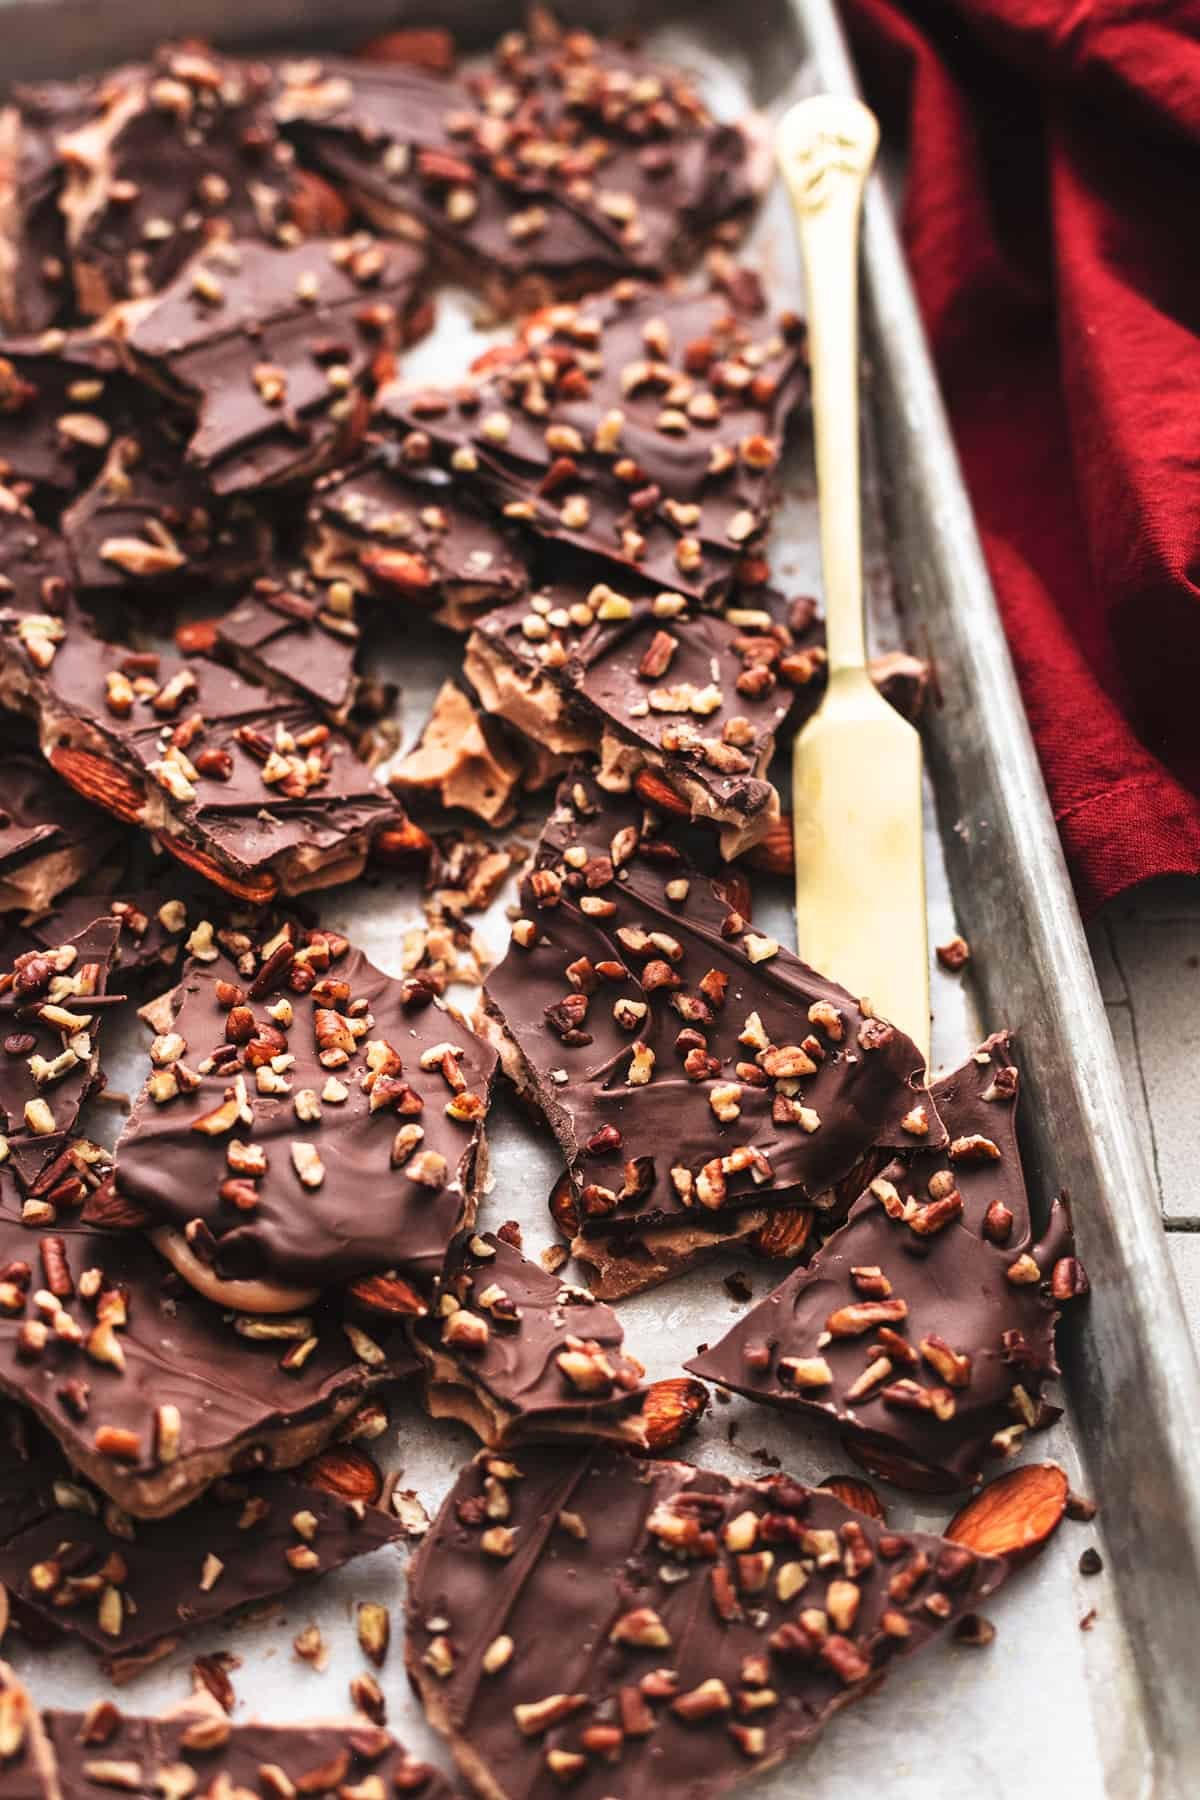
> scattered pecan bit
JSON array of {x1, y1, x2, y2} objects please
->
[{"x1": 936, "y1": 936, "x2": 971, "y2": 972}]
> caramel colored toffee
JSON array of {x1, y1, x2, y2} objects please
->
[
  {"x1": 308, "y1": 444, "x2": 529, "y2": 631},
  {"x1": 0, "y1": 748, "x2": 122, "y2": 912},
  {"x1": 0, "y1": 1141, "x2": 417, "y2": 1518},
  {"x1": 55, "y1": 44, "x2": 304, "y2": 317},
  {"x1": 274, "y1": 18, "x2": 766, "y2": 308},
  {"x1": 482, "y1": 775, "x2": 939, "y2": 1275},
  {"x1": 0, "y1": 79, "x2": 105, "y2": 334},
  {"x1": 123, "y1": 233, "x2": 427, "y2": 497},
  {"x1": 0, "y1": 1467, "x2": 404, "y2": 1660},
  {"x1": 0, "y1": 1665, "x2": 458, "y2": 1800},
  {"x1": 408, "y1": 1444, "x2": 1007, "y2": 1800},
  {"x1": 114, "y1": 932, "x2": 496, "y2": 1296},
  {"x1": 689, "y1": 1036, "x2": 1081, "y2": 1490},
  {"x1": 417, "y1": 1230, "x2": 649, "y2": 1450},
  {"x1": 0, "y1": 916, "x2": 121, "y2": 1146},
  {"x1": 0, "y1": 603, "x2": 400, "y2": 902},
  {"x1": 465, "y1": 584, "x2": 826, "y2": 857},
  {"x1": 382, "y1": 275, "x2": 806, "y2": 604}
]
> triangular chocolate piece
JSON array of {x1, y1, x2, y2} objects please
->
[
  {"x1": 407, "y1": 1443, "x2": 1007, "y2": 1800},
  {"x1": 688, "y1": 1036, "x2": 1078, "y2": 1490}
]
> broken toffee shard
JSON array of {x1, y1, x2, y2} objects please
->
[
  {"x1": 407, "y1": 1443, "x2": 1007, "y2": 1800},
  {"x1": 122, "y1": 232, "x2": 428, "y2": 497},
  {"x1": 53, "y1": 43, "x2": 309, "y2": 317},
  {"x1": 0, "y1": 1465, "x2": 405, "y2": 1663},
  {"x1": 0, "y1": 1135, "x2": 418, "y2": 1518},
  {"x1": 273, "y1": 15, "x2": 768, "y2": 312},
  {"x1": 689, "y1": 1035, "x2": 1084, "y2": 1491},
  {"x1": 0, "y1": 1663, "x2": 458, "y2": 1800},
  {"x1": 113, "y1": 932, "x2": 496, "y2": 1303},
  {"x1": 464, "y1": 583, "x2": 826, "y2": 857},
  {"x1": 481, "y1": 773, "x2": 939, "y2": 1297},
  {"x1": 380, "y1": 272, "x2": 807, "y2": 606},
  {"x1": 307, "y1": 443, "x2": 530, "y2": 632},
  {"x1": 0, "y1": 598, "x2": 401, "y2": 903},
  {"x1": 0, "y1": 915, "x2": 122, "y2": 1146},
  {"x1": 0, "y1": 334, "x2": 134, "y2": 500},
  {"x1": 416, "y1": 1229, "x2": 650, "y2": 1450},
  {"x1": 213, "y1": 566, "x2": 370, "y2": 723}
]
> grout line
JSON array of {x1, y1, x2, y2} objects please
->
[{"x1": 1106, "y1": 927, "x2": 1168, "y2": 1218}]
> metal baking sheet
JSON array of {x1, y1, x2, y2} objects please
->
[{"x1": 3, "y1": 0, "x2": 1197, "y2": 1794}]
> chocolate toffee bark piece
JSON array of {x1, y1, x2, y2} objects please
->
[
  {"x1": 214, "y1": 567, "x2": 366, "y2": 721},
  {"x1": 5, "y1": 890, "x2": 200, "y2": 995},
  {"x1": 465, "y1": 584, "x2": 826, "y2": 856},
  {"x1": 113, "y1": 932, "x2": 497, "y2": 1300},
  {"x1": 384, "y1": 274, "x2": 806, "y2": 604},
  {"x1": 417, "y1": 1229, "x2": 649, "y2": 1449},
  {"x1": 0, "y1": 78, "x2": 107, "y2": 334},
  {"x1": 62, "y1": 416, "x2": 269, "y2": 600},
  {"x1": 274, "y1": 20, "x2": 767, "y2": 310},
  {"x1": 0, "y1": 1467, "x2": 404, "y2": 1661},
  {"x1": 0, "y1": 1151, "x2": 418, "y2": 1517},
  {"x1": 123, "y1": 233, "x2": 428, "y2": 497},
  {"x1": 307, "y1": 444, "x2": 529, "y2": 630},
  {"x1": 688, "y1": 1036, "x2": 1079, "y2": 1491},
  {"x1": 392, "y1": 682, "x2": 526, "y2": 828},
  {"x1": 0, "y1": 748, "x2": 122, "y2": 912},
  {"x1": 37, "y1": 1700, "x2": 459, "y2": 1800},
  {"x1": 0, "y1": 335, "x2": 138, "y2": 503},
  {"x1": 0, "y1": 608, "x2": 401, "y2": 901},
  {"x1": 55, "y1": 44, "x2": 306, "y2": 317},
  {"x1": 408, "y1": 1444, "x2": 1007, "y2": 1800},
  {"x1": 0, "y1": 915, "x2": 121, "y2": 1145},
  {"x1": 481, "y1": 774, "x2": 938, "y2": 1295}
]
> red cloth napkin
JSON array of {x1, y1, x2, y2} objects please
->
[{"x1": 840, "y1": 0, "x2": 1200, "y2": 913}]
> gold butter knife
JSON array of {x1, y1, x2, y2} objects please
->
[{"x1": 777, "y1": 96, "x2": 930, "y2": 1063}]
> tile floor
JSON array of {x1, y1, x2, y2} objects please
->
[{"x1": 1087, "y1": 876, "x2": 1200, "y2": 1341}]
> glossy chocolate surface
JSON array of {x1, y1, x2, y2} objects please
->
[
  {"x1": 688, "y1": 1037, "x2": 1074, "y2": 1488},
  {"x1": 408, "y1": 1444, "x2": 1006, "y2": 1800},
  {"x1": 417, "y1": 1229, "x2": 647, "y2": 1446},
  {"x1": 0, "y1": 1147, "x2": 417, "y2": 1516},
  {"x1": 126, "y1": 234, "x2": 426, "y2": 496},
  {"x1": 484, "y1": 773, "x2": 939, "y2": 1242},
  {"x1": 114, "y1": 936, "x2": 496, "y2": 1290},
  {"x1": 0, "y1": 914, "x2": 121, "y2": 1142}
]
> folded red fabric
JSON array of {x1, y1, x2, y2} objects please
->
[{"x1": 841, "y1": 0, "x2": 1200, "y2": 912}]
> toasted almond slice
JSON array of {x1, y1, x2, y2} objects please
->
[{"x1": 945, "y1": 1462, "x2": 1069, "y2": 1564}]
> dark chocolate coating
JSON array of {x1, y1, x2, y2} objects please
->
[
  {"x1": 57, "y1": 45, "x2": 299, "y2": 314},
  {"x1": 274, "y1": 23, "x2": 763, "y2": 299},
  {"x1": 1, "y1": 1469, "x2": 403, "y2": 1659},
  {"x1": 0, "y1": 1157, "x2": 417, "y2": 1517},
  {"x1": 44, "y1": 1714, "x2": 458, "y2": 1800},
  {"x1": 467, "y1": 582, "x2": 825, "y2": 845},
  {"x1": 0, "y1": 914, "x2": 121, "y2": 1142},
  {"x1": 484, "y1": 773, "x2": 939, "y2": 1239},
  {"x1": 381, "y1": 276, "x2": 806, "y2": 603},
  {"x1": 407, "y1": 1444, "x2": 1006, "y2": 1800},
  {"x1": 61, "y1": 416, "x2": 270, "y2": 599},
  {"x1": 115, "y1": 940, "x2": 496, "y2": 1290},
  {"x1": 0, "y1": 600, "x2": 400, "y2": 896},
  {"x1": 417, "y1": 1230, "x2": 647, "y2": 1446},
  {"x1": 126, "y1": 234, "x2": 427, "y2": 496},
  {"x1": 0, "y1": 750, "x2": 121, "y2": 900},
  {"x1": 3, "y1": 889, "x2": 199, "y2": 992},
  {"x1": 0, "y1": 490, "x2": 75, "y2": 617},
  {"x1": 688, "y1": 1036, "x2": 1073, "y2": 1488},
  {"x1": 308, "y1": 442, "x2": 529, "y2": 629},
  {"x1": 0, "y1": 335, "x2": 134, "y2": 499},
  {"x1": 215, "y1": 568, "x2": 364, "y2": 718}
]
